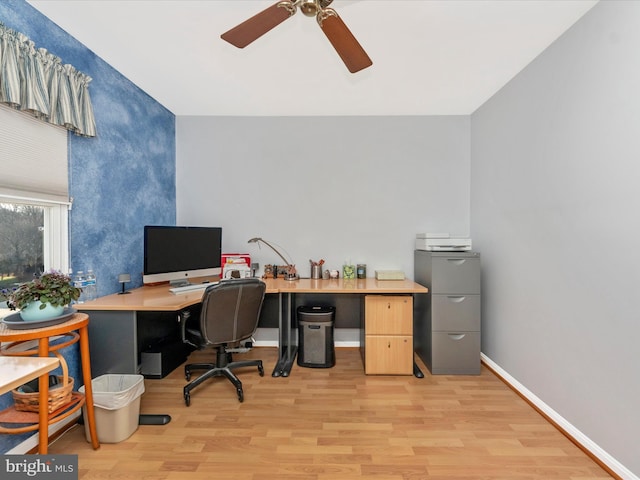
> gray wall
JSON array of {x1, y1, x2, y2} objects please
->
[
  {"x1": 471, "y1": 1, "x2": 640, "y2": 476},
  {"x1": 176, "y1": 116, "x2": 470, "y2": 279}
]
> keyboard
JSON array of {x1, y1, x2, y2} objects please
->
[{"x1": 169, "y1": 282, "x2": 218, "y2": 295}]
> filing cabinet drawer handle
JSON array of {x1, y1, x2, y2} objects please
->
[
  {"x1": 447, "y1": 259, "x2": 466, "y2": 266},
  {"x1": 447, "y1": 296, "x2": 466, "y2": 303},
  {"x1": 448, "y1": 333, "x2": 466, "y2": 341}
]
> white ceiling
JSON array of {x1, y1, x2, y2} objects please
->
[{"x1": 27, "y1": 0, "x2": 599, "y2": 116}]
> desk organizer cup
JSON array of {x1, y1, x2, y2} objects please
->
[
  {"x1": 311, "y1": 264, "x2": 322, "y2": 279},
  {"x1": 12, "y1": 352, "x2": 73, "y2": 414}
]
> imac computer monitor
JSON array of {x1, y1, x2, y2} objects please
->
[{"x1": 143, "y1": 226, "x2": 222, "y2": 285}]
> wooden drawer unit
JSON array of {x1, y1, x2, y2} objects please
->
[
  {"x1": 365, "y1": 295, "x2": 413, "y2": 335},
  {"x1": 362, "y1": 295, "x2": 413, "y2": 375},
  {"x1": 365, "y1": 336, "x2": 413, "y2": 375}
]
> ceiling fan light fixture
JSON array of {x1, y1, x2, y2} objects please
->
[{"x1": 300, "y1": 0, "x2": 319, "y2": 17}]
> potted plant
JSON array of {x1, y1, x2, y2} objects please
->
[{"x1": 0, "y1": 270, "x2": 82, "y2": 321}]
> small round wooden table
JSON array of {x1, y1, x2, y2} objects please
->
[{"x1": 0, "y1": 312, "x2": 100, "y2": 453}]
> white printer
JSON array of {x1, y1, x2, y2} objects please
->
[{"x1": 415, "y1": 233, "x2": 472, "y2": 252}]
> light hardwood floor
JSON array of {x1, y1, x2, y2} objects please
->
[{"x1": 48, "y1": 347, "x2": 613, "y2": 480}]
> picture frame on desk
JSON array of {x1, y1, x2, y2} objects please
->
[
  {"x1": 262, "y1": 264, "x2": 290, "y2": 279},
  {"x1": 263, "y1": 264, "x2": 274, "y2": 278}
]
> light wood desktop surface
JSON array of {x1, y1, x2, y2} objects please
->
[
  {"x1": 267, "y1": 277, "x2": 427, "y2": 294},
  {"x1": 77, "y1": 277, "x2": 225, "y2": 311},
  {"x1": 78, "y1": 276, "x2": 427, "y2": 311},
  {"x1": 78, "y1": 276, "x2": 273, "y2": 311}
]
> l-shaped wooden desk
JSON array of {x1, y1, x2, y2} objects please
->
[{"x1": 77, "y1": 277, "x2": 428, "y2": 378}]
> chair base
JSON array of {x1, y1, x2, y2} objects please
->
[{"x1": 183, "y1": 348, "x2": 263, "y2": 405}]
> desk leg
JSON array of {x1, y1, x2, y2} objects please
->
[
  {"x1": 272, "y1": 292, "x2": 297, "y2": 377},
  {"x1": 79, "y1": 325, "x2": 100, "y2": 450},
  {"x1": 37, "y1": 338, "x2": 50, "y2": 454},
  {"x1": 272, "y1": 293, "x2": 285, "y2": 377},
  {"x1": 280, "y1": 291, "x2": 298, "y2": 377}
]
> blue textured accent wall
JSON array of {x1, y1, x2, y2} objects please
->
[
  {"x1": 0, "y1": 0, "x2": 176, "y2": 296},
  {"x1": 0, "y1": 0, "x2": 176, "y2": 452}
]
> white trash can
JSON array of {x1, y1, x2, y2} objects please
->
[{"x1": 79, "y1": 374, "x2": 145, "y2": 443}]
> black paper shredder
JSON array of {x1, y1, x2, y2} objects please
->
[{"x1": 297, "y1": 305, "x2": 335, "y2": 368}]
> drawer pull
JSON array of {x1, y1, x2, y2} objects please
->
[
  {"x1": 387, "y1": 302, "x2": 391, "y2": 309},
  {"x1": 447, "y1": 259, "x2": 466, "y2": 266},
  {"x1": 448, "y1": 333, "x2": 466, "y2": 341},
  {"x1": 447, "y1": 296, "x2": 466, "y2": 303},
  {"x1": 388, "y1": 341, "x2": 391, "y2": 348}
]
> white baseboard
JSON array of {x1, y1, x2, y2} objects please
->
[
  {"x1": 481, "y1": 353, "x2": 637, "y2": 480},
  {"x1": 253, "y1": 328, "x2": 360, "y2": 348}
]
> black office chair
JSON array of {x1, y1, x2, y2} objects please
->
[{"x1": 181, "y1": 278, "x2": 266, "y2": 405}]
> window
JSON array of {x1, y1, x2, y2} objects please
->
[
  {"x1": 0, "y1": 105, "x2": 70, "y2": 315},
  {"x1": 0, "y1": 203, "x2": 45, "y2": 280},
  {"x1": 0, "y1": 200, "x2": 69, "y2": 315}
]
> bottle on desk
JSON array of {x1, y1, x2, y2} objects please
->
[
  {"x1": 85, "y1": 270, "x2": 97, "y2": 301},
  {"x1": 73, "y1": 271, "x2": 87, "y2": 303}
]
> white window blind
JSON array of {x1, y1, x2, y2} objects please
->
[{"x1": 0, "y1": 103, "x2": 68, "y2": 203}]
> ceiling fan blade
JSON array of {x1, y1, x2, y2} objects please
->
[
  {"x1": 318, "y1": 9, "x2": 372, "y2": 73},
  {"x1": 221, "y1": 1, "x2": 296, "y2": 48}
]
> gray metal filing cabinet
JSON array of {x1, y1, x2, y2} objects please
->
[{"x1": 413, "y1": 250, "x2": 481, "y2": 374}]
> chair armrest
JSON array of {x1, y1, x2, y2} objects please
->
[{"x1": 179, "y1": 310, "x2": 198, "y2": 349}]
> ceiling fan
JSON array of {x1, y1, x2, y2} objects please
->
[{"x1": 221, "y1": 0, "x2": 372, "y2": 74}]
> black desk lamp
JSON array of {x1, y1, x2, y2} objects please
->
[
  {"x1": 247, "y1": 237, "x2": 298, "y2": 281},
  {"x1": 118, "y1": 273, "x2": 131, "y2": 294}
]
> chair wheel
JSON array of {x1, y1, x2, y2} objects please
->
[
  {"x1": 237, "y1": 388, "x2": 244, "y2": 403},
  {"x1": 258, "y1": 365, "x2": 264, "y2": 376},
  {"x1": 184, "y1": 393, "x2": 190, "y2": 406}
]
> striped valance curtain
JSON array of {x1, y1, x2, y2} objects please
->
[{"x1": 0, "y1": 22, "x2": 96, "y2": 137}]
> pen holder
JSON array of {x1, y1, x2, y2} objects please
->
[{"x1": 311, "y1": 264, "x2": 322, "y2": 279}]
